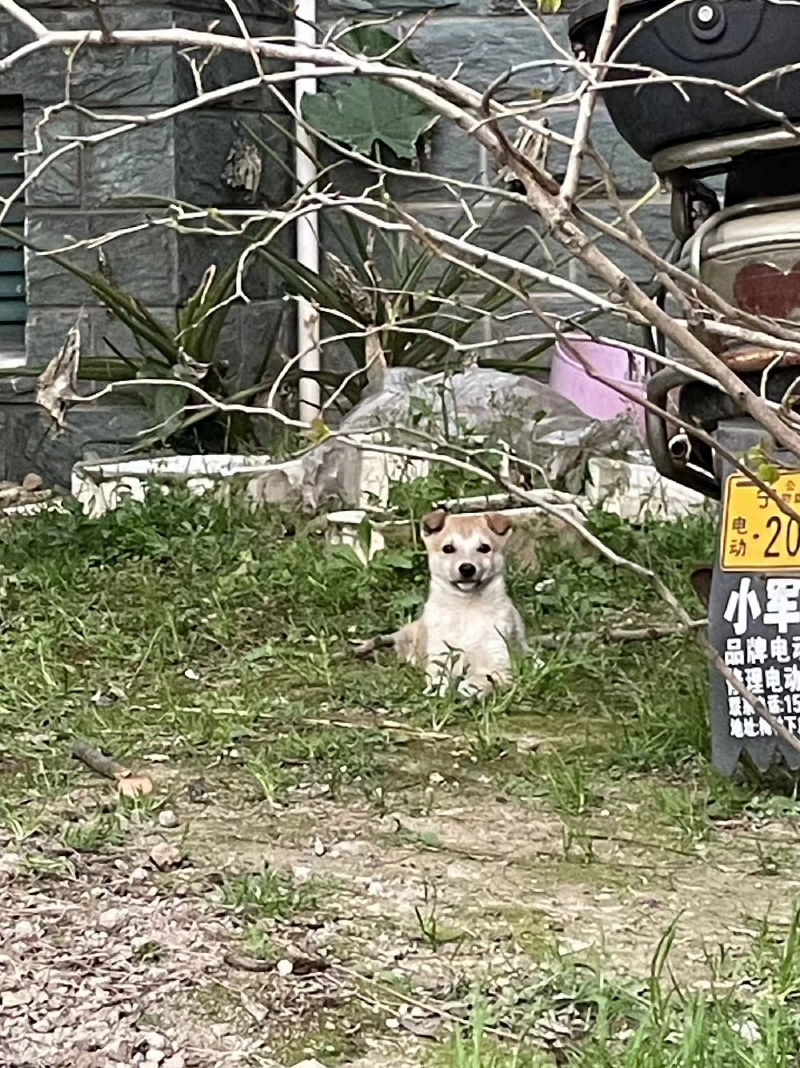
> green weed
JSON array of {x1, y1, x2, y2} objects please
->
[
  {"x1": 544, "y1": 755, "x2": 599, "y2": 816},
  {"x1": 413, "y1": 881, "x2": 466, "y2": 950},
  {"x1": 443, "y1": 912, "x2": 800, "y2": 1067},
  {"x1": 59, "y1": 813, "x2": 123, "y2": 853},
  {"x1": 219, "y1": 865, "x2": 321, "y2": 920}
]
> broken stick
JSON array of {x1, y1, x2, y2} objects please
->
[{"x1": 71, "y1": 738, "x2": 153, "y2": 797}]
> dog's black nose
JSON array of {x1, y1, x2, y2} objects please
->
[{"x1": 459, "y1": 562, "x2": 477, "y2": 579}]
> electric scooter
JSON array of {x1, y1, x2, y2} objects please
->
[{"x1": 568, "y1": 0, "x2": 800, "y2": 772}]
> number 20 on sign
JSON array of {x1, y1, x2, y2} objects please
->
[{"x1": 721, "y1": 471, "x2": 800, "y2": 571}]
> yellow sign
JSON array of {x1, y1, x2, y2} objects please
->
[{"x1": 721, "y1": 471, "x2": 800, "y2": 571}]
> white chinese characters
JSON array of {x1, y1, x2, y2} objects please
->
[
  {"x1": 723, "y1": 577, "x2": 800, "y2": 739},
  {"x1": 723, "y1": 577, "x2": 761, "y2": 636},
  {"x1": 764, "y1": 578, "x2": 800, "y2": 633}
]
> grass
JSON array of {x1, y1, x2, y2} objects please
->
[
  {"x1": 0, "y1": 484, "x2": 771, "y2": 850},
  {"x1": 441, "y1": 913, "x2": 800, "y2": 1067},
  {"x1": 219, "y1": 864, "x2": 322, "y2": 920},
  {"x1": 8, "y1": 488, "x2": 800, "y2": 1064},
  {"x1": 59, "y1": 812, "x2": 124, "y2": 853}
]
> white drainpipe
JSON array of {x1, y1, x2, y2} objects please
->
[{"x1": 294, "y1": 0, "x2": 321, "y2": 423}]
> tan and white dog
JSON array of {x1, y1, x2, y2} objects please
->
[{"x1": 357, "y1": 509, "x2": 526, "y2": 697}]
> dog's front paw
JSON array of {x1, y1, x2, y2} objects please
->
[
  {"x1": 349, "y1": 638, "x2": 377, "y2": 659},
  {"x1": 457, "y1": 676, "x2": 492, "y2": 700},
  {"x1": 424, "y1": 677, "x2": 452, "y2": 698}
]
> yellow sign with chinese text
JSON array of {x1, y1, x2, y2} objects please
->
[{"x1": 721, "y1": 471, "x2": 800, "y2": 571}]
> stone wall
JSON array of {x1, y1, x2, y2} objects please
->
[
  {"x1": 318, "y1": 0, "x2": 667, "y2": 360},
  {"x1": 0, "y1": 1, "x2": 293, "y2": 485},
  {"x1": 0, "y1": 1, "x2": 666, "y2": 486}
]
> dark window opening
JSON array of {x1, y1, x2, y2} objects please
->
[{"x1": 0, "y1": 97, "x2": 25, "y2": 352}]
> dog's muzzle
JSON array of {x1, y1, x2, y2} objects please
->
[{"x1": 452, "y1": 576, "x2": 484, "y2": 591}]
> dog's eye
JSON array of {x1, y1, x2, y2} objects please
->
[
  {"x1": 477, "y1": 544, "x2": 492, "y2": 554},
  {"x1": 442, "y1": 544, "x2": 456, "y2": 554}
]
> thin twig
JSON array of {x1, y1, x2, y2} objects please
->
[
  {"x1": 535, "y1": 620, "x2": 707, "y2": 648},
  {"x1": 560, "y1": 0, "x2": 620, "y2": 208}
]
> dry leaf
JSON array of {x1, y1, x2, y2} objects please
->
[
  {"x1": 365, "y1": 333, "x2": 387, "y2": 391},
  {"x1": 221, "y1": 137, "x2": 262, "y2": 194},
  {"x1": 116, "y1": 774, "x2": 153, "y2": 799},
  {"x1": 36, "y1": 322, "x2": 82, "y2": 429},
  {"x1": 149, "y1": 841, "x2": 182, "y2": 870}
]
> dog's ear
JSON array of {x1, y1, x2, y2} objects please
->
[
  {"x1": 486, "y1": 512, "x2": 512, "y2": 537},
  {"x1": 421, "y1": 509, "x2": 448, "y2": 536},
  {"x1": 690, "y1": 564, "x2": 713, "y2": 610}
]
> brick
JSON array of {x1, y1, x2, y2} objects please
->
[
  {"x1": 89, "y1": 212, "x2": 179, "y2": 305},
  {"x1": 25, "y1": 212, "x2": 94, "y2": 307},
  {"x1": 174, "y1": 111, "x2": 292, "y2": 209},
  {"x1": 24, "y1": 306, "x2": 87, "y2": 369},
  {"x1": 319, "y1": 119, "x2": 482, "y2": 202},
  {"x1": 82, "y1": 118, "x2": 175, "y2": 207},
  {"x1": 404, "y1": 15, "x2": 574, "y2": 96},
  {"x1": 576, "y1": 197, "x2": 673, "y2": 289},
  {"x1": 405, "y1": 200, "x2": 554, "y2": 291},
  {"x1": 226, "y1": 299, "x2": 290, "y2": 393},
  {"x1": 176, "y1": 219, "x2": 292, "y2": 304},
  {"x1": 3, "y1": 397, "x2": 151, "y2": 488},
  {"x1": 89, "y1": 303, "x2": 175, "y2": 364},
  {"x1": 172, "y1": 12, "x2": 291, "y2": 110},
  {"x1": 24, "y1": 109, "x2": 81, "y2": 207}
]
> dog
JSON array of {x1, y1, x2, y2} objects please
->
[{"x1": 355, "y1": 509, "x2": 526, "y2": 697}]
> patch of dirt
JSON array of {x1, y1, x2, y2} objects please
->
[{"x1": 3, "y1": 768, "x2": 800, "y2": 1067}]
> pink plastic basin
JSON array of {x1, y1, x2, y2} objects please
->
[{"x1": 550, "y1": 334, "x2": 647, "y2": 441}]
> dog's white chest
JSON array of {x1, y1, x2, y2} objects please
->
[{"x1": 423, "y1": 597, "x2": 514, "y2": 655}]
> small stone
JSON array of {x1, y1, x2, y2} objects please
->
[
  {"x1": 72, "y1": 1053, "x2": 104, "y2": 1068},
  {"x1": 162, "y1": 1057, "x2": 185, "y2": 1068},
  {"x1": 142, "y1": 1032, "x2": 167, "y2": 1050},
  {"x1": 22, "y1": 473, "x2": 43, "y2": 491},
  {"x1": 149, "y1": 841, "x2": 181, "y2": 870},
  {"x1": 0, "y1": 851, "x2": 20, "y2": 875},
  {"x1": 313, "y1": 837, "x2": 325, "y2": 857},
  {"x1": 103, "y1": 1038, "x2": 133, "y2": 1061},
  {"x1": 158, "y1": 809, "x2": 179, "y2": 829},
  {"x1": 130, "y1": 866, "x2": 149, "y2": 883},
  {"x1": 13, "y1": 919, "x2": 34, "y2": 940},
  {"x1": 2, "y1": 988, "x2": 32, "y2": 1009},
  {"x1": 276, "y1": 958, "x2": 294, "y2": 977},
  {"x1": 733, "y1": 1021, "x2": 761, "y2": 1044},
  {"x1": 98, "y1": 908, "x2": 123, "y2": 932},
  {"x1": 145, "y1": 1051, "x2": 164, "y2": 1064}
]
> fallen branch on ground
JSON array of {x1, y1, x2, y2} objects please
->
[
  {"x1": 71, "y1": 738, "x2": 153, "y2": 798},
  {"x1": 536, "y1": 619, "x2": 707, "y2": 648},
  {"x1": 223, "y1": 951, "x2": 330, "y2": 975},
  {"x1": 348, "y1": 634, "x2": 395, "y2": 658}
]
